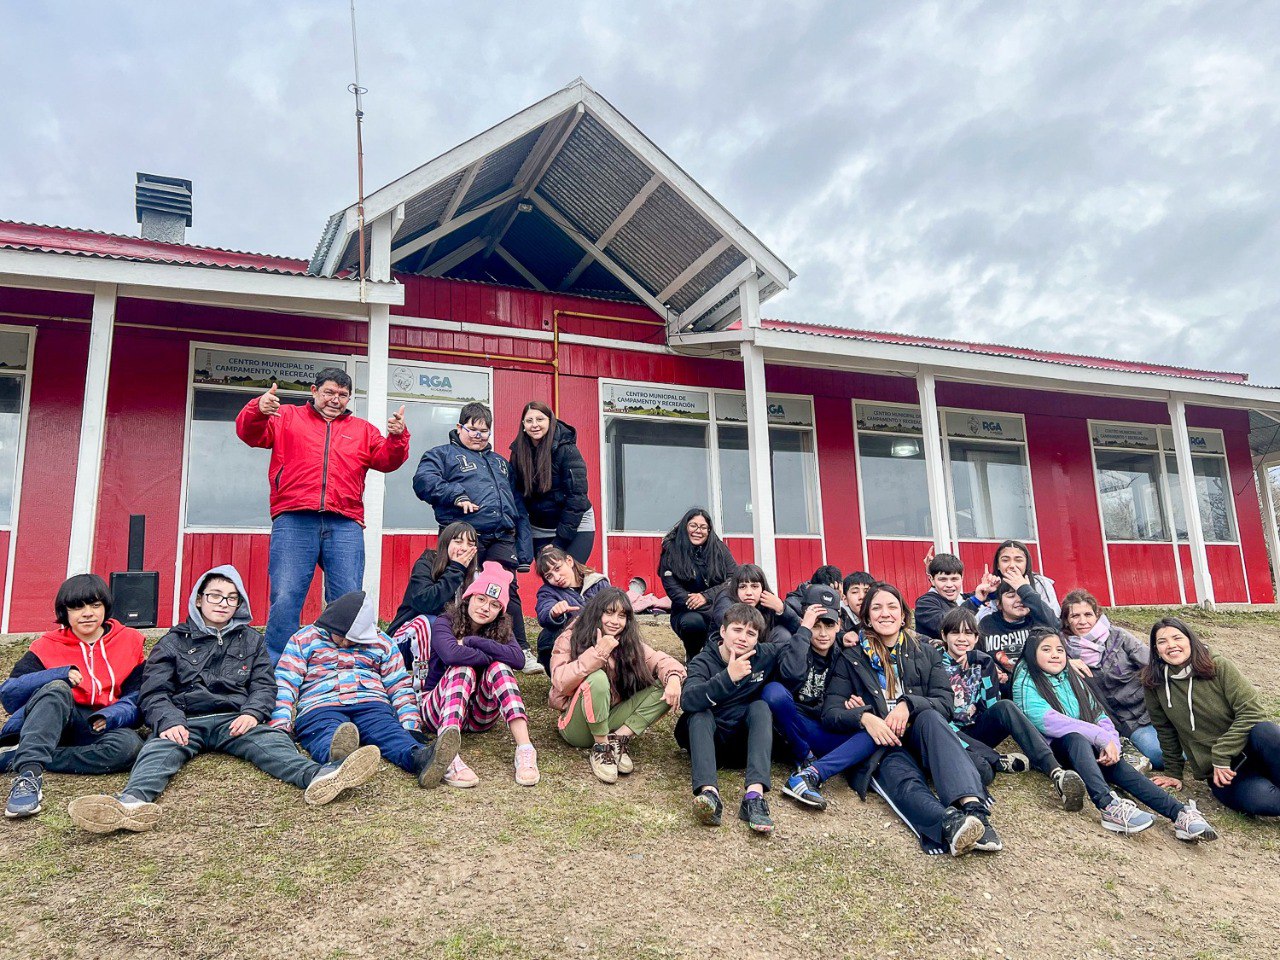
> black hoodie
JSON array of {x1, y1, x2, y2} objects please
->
[
  {"x1": 680, "y1": 638, "x2": 786, "y2": 728},
  {"x1": 509, "y1": 420, "x2": 592, "y2": 543},
  {"x1": 139, "y1": 566, "x2": 275, "y2": 735},
  {"x1": 388, "y1": 546, "x2": 470, "y2": 635}
]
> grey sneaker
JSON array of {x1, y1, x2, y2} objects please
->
[
  {"x1": 1100, "y1": 793, "x2": 1155, "y2": 834},
  {"x1": 521, "y1": 651, "x2": 545, "y2": 675},
  {"x1": 68, "y1": 793, "x2": 162, "y2": 834},
  {"x1": 329, "y1": 722, "x2": 360, "y2": 763},
  {"x1": 1052, "y1": 768, "x2": 1087, "y2": 812},
  {"x1": 1120, "y1": 739, "x2": 1152, "y2": 775},
  {"x1": 1173, "y1": 800, "x2": 1218, "y2": 842},
  {"x1": 304, "y1": 745, "x2": 381, "y2": 806}
]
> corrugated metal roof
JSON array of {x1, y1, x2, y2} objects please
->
[
  {"x1": 0, "y1": 220, "x2": 310, "y2": 275},
  {"x1": 753, "y1": 318, "x2": 1252, "y2": 384}
]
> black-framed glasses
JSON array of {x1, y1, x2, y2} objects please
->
[{"x1": 202, "y1": 593, "x2": 242, "y2": 607}]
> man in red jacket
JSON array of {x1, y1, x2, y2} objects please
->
[{"x1": 236, "y1": 366, "x2": 410, "y2": 661}]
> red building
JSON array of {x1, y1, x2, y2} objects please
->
[{"x1": 1, "y1": 80, "x2": 1278, "y2": 633}]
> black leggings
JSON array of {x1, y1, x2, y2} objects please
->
[
  {"x1": 1210, "y1": 721, "x2": 1280, "y2": 816},
  {"x1": 1050, "y1": 733, "x2": 1182, "y2": 820},
  {"x1": 671, "y1": 609, "x2": 712, "y2": 662},
  {"x1": 532, "y1": 529, "x2": 595, "y2": 565}
]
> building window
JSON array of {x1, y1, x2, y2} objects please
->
[
  {"x1": 355, "y1": 361, "x2": 492, "y2": 532},
  {"x1": 855, "y1": 404, "x2": 932, "y2": 538},
  {"x1": 1090, "y1": 423, "x2": 1237, "y2": 544},
  {"x1": 0, "y1": 331, "x2": 30, "y2": 528},
  {"x1": 602, "y1": 383, "x2": 820, "y2": 537},
  {"x1": 943, "y1": 411, "x2": 1035, "y2": 541}
]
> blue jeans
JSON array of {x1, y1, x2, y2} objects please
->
[
  {"x1": 1127, "y1": 723, "x2": 1165, "y2": 770},
  {"x1": 294, "y1": 702, "x2": 422, "y2": 773},
  {"x1": 265, "y1": 511, "x2": 365, "y2": 661},
  {"x1": 760, "y1": 682, "x2": 877, "y2": 783}
]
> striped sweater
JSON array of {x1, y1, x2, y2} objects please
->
[{"x1": 271, "y1": 625, "x2": 421, "y2": 732}]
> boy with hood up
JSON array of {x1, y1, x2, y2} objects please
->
[
  {"x1": 66, "y1": 566, "x2": 381, "y2": 833},
  {"x1": 1, "y1": 574, "x2": 146, "y2": 819},
  {"x1": 273, "y1": 589, "x2": 449, "y2": 787}
]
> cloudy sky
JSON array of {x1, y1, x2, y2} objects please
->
[{"x1": 3, "y1": 2, "x2": 1278, "y2": 381}]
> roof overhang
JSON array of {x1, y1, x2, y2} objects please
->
[
  {"x1": 310, "y1": 80, "x2": 794, "y2": 331},
  {"x1": 0, "y1": 247, "x2": 402, "y2": 321}
]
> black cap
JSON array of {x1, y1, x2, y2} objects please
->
[{"x1": 801, "y1": 584, "x2": 841, "y2": 623}]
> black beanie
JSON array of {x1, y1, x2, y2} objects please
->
[{"x1": 315, "y1": 591, "x2": 366, "y2": 637}]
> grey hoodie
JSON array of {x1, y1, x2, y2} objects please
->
[{"x1": 138, "y1": 565, "x2": 276, "y2": 734}]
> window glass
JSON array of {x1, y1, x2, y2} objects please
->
[
  {"x1": 377, "y1": 401, "x2": 469, "y2": 530},
  {"x1": 857, "y1": 432, "x2": 932, "y2": 537},
  {"x1": 606, "y1": 418, "x2": 709, "y2": 533},
  {"x1": 1095, "y1": 449, "x2": 1168, "y2": 541},
  {"x1": 1165, "y1": 455, "x2": 1236, "y2": 543},
  {"x1": 717, "y1": 427, "x2": 820, "y2": 536},
  {"x1": 186, "y1": 389, "x2": 309, "y2": 528},
  {"x1": 0, "y1": 376, "x2": 22, "y2": 526},
  {"x1": 948, "y1": 438, "x2": 1034, "y2": 540}
]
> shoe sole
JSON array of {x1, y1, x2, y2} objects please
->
[
  {"x1": 305, "y1": 745, "x2": 381, "y2": 806},
  {"x1": 329, "y1": 722, "x2": 360, "y2": 764},
  {"x1": 4, "y1": 803, "x2": 42, "y2": 819},
  {"x1": 1101, "y1": 817, "x2": 1155, "y2": 834},
  {"x1": 68, "y1": 795, "x2": 160, "y2": 834},
  {"x1": 1175, "y1": 825, "x2": 1218, "y2": 842},
  {"x1": 948, "y1": 815, "x2": 985, "y2": 856},
  {"x1": 443, "y1": 775, "x2": 480, "y2": 789},
  {"x1": 780, "y1": 782, "x2": 826, "y2": 809},
  {"x1": 693, "y1": 795, "x2": 722, "y2": 826},
  {"x1": 591, "y1": 764, "x2": 619, "y2": 784},
  {"x1": 418, "y1": 728, "x2": 460, "y2": 790},
  {"x1": 1057, "y1": 772, "x2": 1087, "y2": 813}
]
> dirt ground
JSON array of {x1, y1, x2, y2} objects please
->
[{"x1": 1, "y1": 607, "x2": 1277, "y2": 960}]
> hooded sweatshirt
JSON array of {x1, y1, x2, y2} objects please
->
[
  {"x1": 977, "y1": 584, "x2": 1057, "y2": 671},
  {"x1": 272, "y1": 591, "x2": 420, "y2": 733},
  {"x1": 1143, "y1": 653, "x2": 1266, "y2": 781},
  {"x1": 1013, "y1": 666, "x2": 1119, "y2": 750},
  {"x1": 1063, "y1": 616, "x2": 1152, "y2": 733},
  {"x1": 1, "y1": 618, "x2": 146, "y2": 740},
  {"x1": 534, "y1": 571, "x2": 611, "y2": 655},
  {"x1": 138, "y1": 565, "x2": 275, "y2": 735}
]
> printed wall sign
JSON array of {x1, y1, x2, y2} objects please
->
[
  {"x1": 715, "y1": 394, "x2": 814, "y2": 427},
  {"x1": 356, "y1": 361, "x2": 490, "y2": 403},
  {"x1": 856, "y1": 403, "x2": 923, "y2": 435},
  {"x1": 194, "y1": 349, "x2": 345, "y2": 392},
  {"x1": 602, "y1": 383, "x2": 709, "y2": 420},
  {"x1": 1160, "y1": 427, "x2": 1225, "y2": 455},
  {"x1": 1091, "y1": 423, "x2": 1160, "y2": 450},
  {"x1": 944, "y1": 410, "x2": 1026, "y2": 442}
]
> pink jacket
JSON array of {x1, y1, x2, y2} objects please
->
[{"x1": 548, "y1": 629, "x2": 685, "y2": 713}]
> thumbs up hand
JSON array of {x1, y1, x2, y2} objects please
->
[
  {"x1": 387, "y1": 404, "x2": 407, "y2": 436},
  {"x1": 259, "y1": 382, "x2": 281, "y2": 416}
]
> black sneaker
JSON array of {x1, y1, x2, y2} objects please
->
[
  {"x1": 738, "y1": 795, "x2": 774, "y2": 835},
  {"x1": 996, "y1": 752, "x2": 1030, "y2": 774},
  {"x1": 964, "y1": 801, "x2": 1003, "y2": 852},
  {"x1": 692, "y1": 788, "x2": 723, "y2": 827},
  {"x1": 1052, "y1": 768, "x2": 1087, "y2": 812},
  {"x1": 940, "y1": 805, "x2": 984, "y2": 857}
]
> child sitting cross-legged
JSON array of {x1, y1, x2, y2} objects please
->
[
  {"x1": 67, "y1": 566, "x2": 381, "y2": 833},
  {"x1": 1014, "y1": 629, "x2": 1217, "y2": 841},
  {"x1": 273, "y1": 590, "x2": 448, "y2": 789},
  {"x1": 549, "y1": 588, "x2": 685, "y2": 783},
  {"x1": 418, "y1": 562, "x2": 540, "y2": 788},
  {"x1": 534, "y1": 544, "x2": 611, "y2": 673},
  {"x1": 676, "y1": 602, "x2": 781, "y2": 835}
]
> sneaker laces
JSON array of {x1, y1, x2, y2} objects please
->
[
  {"x1": 10, "y1": 774, "x2": 39, "y2": 799},
  {"x1": 515, "y1": 744, "x2": 537, "y2": 772},
  {"x1": 1112, "y1": 797, "x2": 1140, "y2": 824}
]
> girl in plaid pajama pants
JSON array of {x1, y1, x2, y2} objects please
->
[{"x1": 413, "y1": 562, "x2": 540, "y2": 788}]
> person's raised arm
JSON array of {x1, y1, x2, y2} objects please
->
[
  {"x1": 367, "y1": 409, "x2": 411, "y2": 473},
  {"x1": 235, "y1": 386, "x2": 281, "y2": 448}
]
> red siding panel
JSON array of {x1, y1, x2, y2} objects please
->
[
  {"x1": 1107, "y1": 543, "x2": 1181, "y2": 605},
  {"x1": 812, "y1": 396, "x2": 863, "y2": 575},
  {"x1": 865, "y1": 539, "x2": 935, "y2": 601},
  {"x1": 1177, "y1": 543, "x2": 1250, "y2": 604},
  {"x1": 181, "y1": 533, "x2": 323, "y2": 630}
]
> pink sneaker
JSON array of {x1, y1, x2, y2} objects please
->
[
  {"x1": 514, "y1": 744, "x2": 540, "y2": 786},
  {"x1": 443, "y1": 755, "x2": 479, "y2": 789}
]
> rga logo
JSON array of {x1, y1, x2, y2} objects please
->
[
  {"x1": 419, "y1": 374, "x2": 453, "y2": 390},
  {"x1": 1190, "y1": 435, "x2": 1206, "y2": 447},
  {"x1": 768, "y1": 403, "x2": 785, "y2": 417},
  {"x1": 970, "y1": 416, "x2": 1004, "y2": 436}
]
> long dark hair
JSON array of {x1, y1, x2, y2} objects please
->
[
  {"x1": 660, "y1": 508, "x2": 735, "y2": 584},
  {"x1": 857, "y1": 582, "x2": 916, "y2": 699},
  {"x1": 993, "y1": 539, "x2": 1037, "y2": 581},
  {"x1": 1141, "y1": 617, "x2": 1217, "y2": 689},
  {"x1": 1016, "y1": 628, "x2": 1102, "y2": 723},
  {"x1": 447, "y1": 594, "x2": 513, "y2": 645},
  {"x1": 433, "y1": 521, "x2": 479, "y2": 582},
  {"x1": 510, "y1": 400, "x2": 557, "y2": 497},
  {"x1": 568, "y1": 588, "x2": 655, "y2": 699}
]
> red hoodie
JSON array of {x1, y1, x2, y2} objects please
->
[
  {"x1": 235, "y1": 398, "x2": 411, "y2": 526},
  {"x1": 28, "y1": 620, "x2": 146, "y2": 709}
]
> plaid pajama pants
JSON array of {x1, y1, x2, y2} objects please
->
[{"x1": 422, "y1": 662, "x2": 529, "y2": 734}]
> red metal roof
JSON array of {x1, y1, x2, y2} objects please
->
[
  {"x1": 747, "y1": 318, "x2": 1249, "y2": 384},
  {"x1": 0, "y1": 221, "x2": 310, "y2": 276}
]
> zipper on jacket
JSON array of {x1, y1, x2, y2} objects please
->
[
  {"x1": 319, "y1": 419, "x2": 333, "y2": 511},
  {"x1": 274, "y1": 467, "x2": 284, "y2": 491}
]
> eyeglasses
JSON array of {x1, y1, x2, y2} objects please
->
[
  {"x1": 687, "y1": 523, "x2": 710, "y2": 533},
  {"x1": 317, "y1": 388, "x2": 350, "y2": 401},
  {"x1": 461, "y1": 425, "x2": 492, "y2": 439},
  {"x1": 203, "y1": 593, "x2": 242, "y2": 607}
]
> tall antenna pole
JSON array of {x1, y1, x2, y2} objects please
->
[{"x1": 349, "y1": 0, "x2": 368, "y2": 302}]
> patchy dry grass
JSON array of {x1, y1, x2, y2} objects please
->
[{"x1": 0, "y1": 610, "x2": 1277, "y2": 959}]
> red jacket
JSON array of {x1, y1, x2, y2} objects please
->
[
  {"x1": 235, "y1": 398, "x2": 411, "y2": 526},
  {"x1": 28, "y1": 620, "x2": 146, "y2": 709}
]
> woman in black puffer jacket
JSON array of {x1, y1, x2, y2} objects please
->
[{"x1": 509, "y1": 401, "x2": 596, "y2": 563}]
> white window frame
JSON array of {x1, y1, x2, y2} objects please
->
[
  {"x1": 0, "y1": 325, "x2": 36, "y2": 633},
  {"x1": 598, "y1": 377, "x2": 824, "y2": 565},
  {"x1": 852, "y1": 399, "x2": 934, "y2": 544},
  {"x1": 939, "y1": 405, "x2": 1040, "y2": 546}
]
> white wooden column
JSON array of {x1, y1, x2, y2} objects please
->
[
  {"x1": 67, "y1": 283, "x2": 117, "y2": 576},
  {"x1": 738, "y1": 273, "x2": 777, "y2": 584},
  {"x1": 362, "y1": 211, "x2": 399, "y2": 609},
  {"x1": 1169, "y1": 395, "x2": 1214, "y2": 606},
  {"x1": 916, "y1": 369, "x2": 953, "y2": 554},
  {"x1": 1256, "y1": 457, "x2": 1280, "y2": 602}
]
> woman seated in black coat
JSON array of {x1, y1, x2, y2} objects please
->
[{"x1": 658, "y1": 508, "x2": 736, "y2": 662}]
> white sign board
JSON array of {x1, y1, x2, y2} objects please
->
[
  {"x1": 1161, "y1": 427, "x2": 1225, "y2": 455},
  {"x1": 194, "y1": 349, "x2": 346, "y2": 392},
  {"x1": 602, "y1": 383, "x2": 709, "y2": 420},
  {"x1": 856, "y1": 403, "x2": 922, "y2": 435},
  {"x1": 945, "y1": 410, "x2": 1026, "y2": 442},
  {"x1": 356, "y1": 361, "x2": 490, "y2": 404},
  {"x1": 715, "y1": 394, "x2": 814, "y2": 427},
  {"x1": 1091, "y1": 423, "x2": 1160, "y2": 451}
]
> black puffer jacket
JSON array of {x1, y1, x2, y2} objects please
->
[
  {"x1": 510, "y1": 421, "x2": 592, "y2": 544},
  {"x1": 388, "y1": 547, "x2": 471, "y2": 635}
]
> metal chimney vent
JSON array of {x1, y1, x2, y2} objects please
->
[{"x1": 135, "y1": 173, "x2": 192, "y2": 243}]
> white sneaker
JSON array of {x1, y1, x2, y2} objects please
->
[
  {"x1": 521, "y1": 651, "x2": 545, "y2": 675},
  {"x1": 514, "y1": 744, "x2": 540, "y2": 786}
]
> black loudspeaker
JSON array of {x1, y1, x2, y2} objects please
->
[
  {"x1": 112, "y1": 514, "x2": 158, "y2": 627},
  {"x1": 111, "y1": 572, "x2": 159, "y2": 628}
]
